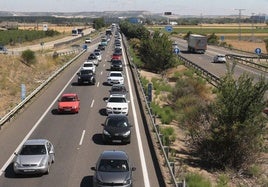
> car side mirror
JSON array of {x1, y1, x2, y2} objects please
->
[
  {"x1": 14, "y1": 152, "x2": 18, "y2": 156},
  {"x1": 101, "y1": 124, "x2": 104, "y2": 126},
  {"x1": 77, "y1": 72, "x2": 80, "y2": 76},
  {"x1": 91, "y1": 167, "x2": 96, "y2": 171},
  {"x1": 49, "y1": 150, "x2": 54, "y2": 154}
]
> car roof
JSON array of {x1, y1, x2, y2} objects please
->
[
  {"x1": 100, "y1": 150, "x2": 128, "y2": 160},
  {"x1": 24, "y1": 139, "x2": 49, "y2": 145},
  {"x1": 62, "y1": 93, "x2": 77, "y2": 97},
  {"x1": 109, "y1": 94, "x2": 125, "y2": 98}
]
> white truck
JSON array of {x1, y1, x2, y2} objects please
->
[{"x1": 187, "y1": 34, "x2": 207, "y2": 54}]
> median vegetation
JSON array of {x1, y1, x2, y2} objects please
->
[{"x1": 121, "y1": 21, "x2": 268, "y2": 186}]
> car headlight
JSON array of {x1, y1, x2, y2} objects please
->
[
  {"x1": 123, "y1": 179, "x2": 131, "y2": 185},
  {"x1": 103, "y1": 130, "x2": 110, "y2": 136},
  {"x1": 96, "y1": 178, "x2": 104, "y2": 185},
  {"x1": 122, "y1": 107, "x2": 128, "y2": 110},
  {"x1": 123, "y1": 130, "x2": 130, "y2": 137},
  {"x1": 14, "y1": 162, "x2": 20, "y2": 167}
]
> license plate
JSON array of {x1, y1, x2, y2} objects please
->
[
  {"x1": 24, "y1": 170, "x2": 35, "y2": 172},
  {"x1": 112, "y1": 140, "x2": 121, "y2": 143}
]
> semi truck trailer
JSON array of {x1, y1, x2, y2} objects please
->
[{"x1": 187, "y1": 34, "x2": 207, "y2": 54}]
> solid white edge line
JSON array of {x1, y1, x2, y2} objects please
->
[
  {"x1": 0, "y1": 68, "x2": 80, "y2": 176},
  {"x1": 123, "y1": 46, "x2": 151, "y2": 187},
  {"x1": 79, "y1": 130, "x2": 86, "y2": 146}
]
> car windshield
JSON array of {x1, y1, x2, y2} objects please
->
[
  {"x1": 98, "y1": 159, "x2": 129, "y2": 172},
  {"x1": 81, "y1": 70, "x2": 93, "y2": 75},
  {"x1": 84, "y1": 63, "x2": 93, "y2": 67},
  {"x1": 61, "y1": 96, "x2": 76, "y2": 102},
  {"x1": 20, "y1": 145, "x2": 46, "y2": 155},
  {"x1": 108, "y1": 97, "x2": 126, "y2": 103},
  {"x1": 110, "y1": 73, "x2": 122, "y2": 77},
  {"x1": 111, "y1": 86, "x2": 125, "y2": 92},
  {"x1": 112, "y1": 61, "x2": 122, "y2": 65},
  {"x1": 106, "y1": 118, "x2": 129, "y2": 127}
]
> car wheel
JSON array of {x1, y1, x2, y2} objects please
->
[{"x1": 45, "y1": 165, "x2": 50, "y2": 175}]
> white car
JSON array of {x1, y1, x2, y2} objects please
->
[
  {"x1": 81, "y1": 61, "x2": 96, "y2": 73},
  {"x1": 107, "y1": 71, "x2": 124, "y2": 85},
  {"x1": 106, "y1": 94, "x2": 129, "y2": 115},
  {"x1": 85, "y1": 37, "x2": 92, "y2": 43},
  {"x1": 213, "y1": 54, "x2": 226, "y2": 63},
  {"x1": 94, "y1": 51, "x2": 102, "y2": 62}
]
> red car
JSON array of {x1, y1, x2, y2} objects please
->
[
  {"x1": 111, "y1": 52, "x2": 122, "y2": 60},
  {"x1": 58, "y1": 93, "x2": 80, "y2": 113}
]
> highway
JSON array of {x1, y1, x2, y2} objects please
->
[
  {"x1": 0, "y1": 33, "x2": 163, "y2": 186},
  {"x1": 173, "y1": 37, "x2": 268, "y2": 81}
]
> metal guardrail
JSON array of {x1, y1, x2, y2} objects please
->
[
  {"x1": 0, "y1": 49, "x2": 86, "y2": 128},
  {"x1": 226, "y1": 54, "x2": 268, "y2": 73},
  {"x1": 178, "y1": 55, "x2": 221, "y2": 87}
]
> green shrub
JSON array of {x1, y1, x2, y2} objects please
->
[
  {"x1": 186, "y1": 173, "x2": 212, "y2": 187},
  {"x1": 21, "y1": 49, "x2": 36, "y2": 65},
  {"x1": 160, "y1": 126, "x2": 176, "y2": 146}
]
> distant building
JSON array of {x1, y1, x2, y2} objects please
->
[
  {"x1": 128, "y1": 17, "x2": 142, "y2": 24},
  {"x1": 250, "y1": 15, "x2": 266, "y2": 23}
]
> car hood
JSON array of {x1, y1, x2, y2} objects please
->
[
  {"x1": 106, "y1": 102, "x2": 128, "y2": 108},
  {"x1": 97, "y1": 171, "x2": 130, "y2": 184},
  {"x1": 108, "y1": 76, "x2": 122, "y2": 80},
  {"x1": 16, "y1": 155, "x2": 47, "y2": 165},
  {"x1": 59, "y1": 101, "x2": 79, "y2": 108},
  {"x1": 104, "y1": 126, "x2": 130, "y2": 134}
]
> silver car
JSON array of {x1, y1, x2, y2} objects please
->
[
  {"x1": 13, "y1": 139, "x2": 55, "y2": 175},
  {"x1": 91, "y1": 150, "x2": 136, "y2": 187},
  {"x1": 213, "y1": 54, "x2": 226, "y2": 63}
]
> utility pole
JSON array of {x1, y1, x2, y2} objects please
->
[
  {"x1": 251, "y1": 13, "x2": 255, "y2": 41},
  {"x1": 235, "y1": 9, "x2": 245, "y2": 41}
]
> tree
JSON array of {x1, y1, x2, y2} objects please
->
[
  {"x1": 192, "y1": 70, "x2": 268, "y2": 170},
  {"x1": 139, "y1": 31, "x2": 176, "y2": 73},
  {"x1": 93, "y1": 18, "x2": 105, "y2": 30},
  {"x1": 21, "y1": 49, "x2": 36, "y2": 65}
]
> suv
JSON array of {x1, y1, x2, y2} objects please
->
[
  {"x1": 106, "y1": 94, "x2": 129, "y2": 115},
  {"x1": 107, "y1": 71, "x2": 124, "y2": 85},
  {"x1": 110, "y1": 59, "x2": 123, "y2": 71},
  {"x1": 91, "y1": 150, "x2": 136, "y2": 187},
  {"x1": 77, "y1": 69, "x2": 96, "y2": 85},
  {"x1": 81, "y1": 61, "x2": 96, "y2": 73}
]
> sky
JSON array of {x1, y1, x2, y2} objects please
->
[{"x1": 1, "y1": 0, "x2": 268, "y2": 16}]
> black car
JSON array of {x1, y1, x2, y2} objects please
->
[
  {"x1": 77, "y1": 69, "x2": 96, "y2": 85},
  {"x1": 98, "y1": 43, "x2": 105, "y2": 51},
  {"x1": 110, "y1": 59, "x2": 123, "y2": 71},
  {"x1": 91, "y1": 150, "x2": 136, "y2": 187},
  {"x1": 102, "y1": 115, "x2": 132, "y2": 144},
  {"x1": 88, "y1": 53, "x2": 97, "y2": 61},
  {"x1": 109, "y1": 84, "x2": 128, "y2": 97}
]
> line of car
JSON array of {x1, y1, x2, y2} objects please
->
[{"x1": 13, "y1": 24, "x2": 136, "y2": 187}]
